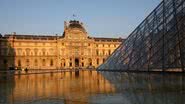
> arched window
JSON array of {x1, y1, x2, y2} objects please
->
[
  {"x1": 61, "y1": 59, "x2": 65, "y2": 67},
  {"x1": 17, "y1": 48, "x2": 21, "y2": 56},
  {"x1": 26, "y1": 48, "x2": 30, "y2": 56}
]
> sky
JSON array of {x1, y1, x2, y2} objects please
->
[{"x1": 0, "y1": 0, "x2": 161, "y2": 38}]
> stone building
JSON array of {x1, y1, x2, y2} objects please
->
[{"x1": 0, "y1": 20, "x2": 123, "y2": 70}]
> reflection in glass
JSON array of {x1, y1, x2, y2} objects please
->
[{"x1": 100, "y1": 72, "x2": 185, "y2": 104}]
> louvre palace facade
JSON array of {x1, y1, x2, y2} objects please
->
[{"x1": 0, "y1": 20, "x2": 123, "y2": 70}]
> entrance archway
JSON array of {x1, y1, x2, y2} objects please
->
[{"x1": 75, "y1": 58, "x2": 79, "y2": 67}]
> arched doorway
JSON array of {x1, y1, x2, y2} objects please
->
[{"x1": 75, "y1": 58, "x2": 79, "y2": 67}]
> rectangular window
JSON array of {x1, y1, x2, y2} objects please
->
[
  {"x1": 96, "y1": 50, "x2": 99, "y2": 56},
  {"x1": 42, "y1": 59, "x2": 46, "y2": 66},
  {"x1": 18, "y1": 60, "x2": 21, "y2": 67},
  {"x1": 61, "y1": 43, "x2": 64, "y2": 46},
  {"x1": 50, "y1": 60, "x2": 53, "y2": 66},
  {"x1": 43, "y1": 51, "x2": 45, "y2": 56},
  {"x1": 109, "y1": 50, "x2": 111, "y2": 55},
  {"x1": 70, "y1": 62, "x2": 72, "y2": 67},
  {"x1": 97, "y1": 59, "x2": 99, "y2": 65}
]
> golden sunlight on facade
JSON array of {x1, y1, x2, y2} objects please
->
[{"x1": 0, "y1": 20, "x2": 123, "y2": 70}]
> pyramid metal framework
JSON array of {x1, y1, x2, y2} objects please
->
[{"x1": 98, "y1": 0, "x2": 185, "y2": 72}]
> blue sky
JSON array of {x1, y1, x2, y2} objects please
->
[{"x1": 0, "y1": 0, "x2": 161, "y2": 38}]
